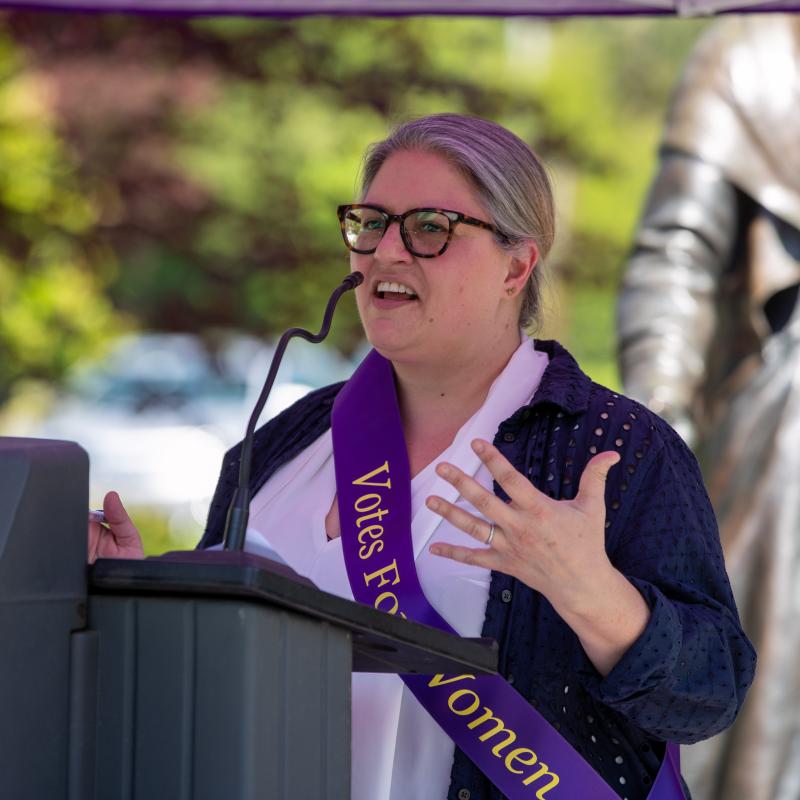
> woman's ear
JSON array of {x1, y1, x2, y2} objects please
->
[{"x1": 503, "y1": 240, "x2": 539, "y2": 297}]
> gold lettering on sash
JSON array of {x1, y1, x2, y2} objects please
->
[
  {"x1": 356, "y1": 507, "x2": 390, "y2": 527},
  {"x1": 359, "y1": 539, "x2": 384, "y2": 560},
  {"x1": 354, "y1": 493, "x2": 382, "y2": 513},
  {"x1": 427, "y1": 673, "x2": 561, "y2": 797},
  {"x1": 448, "y1": 689, "x2": 482, "y2": 716},
  {"x1": 428, "y1": 674, "x2": 476, "y2": 687},
  {"x1": 351, "y1": 461, "x2": 409, "y2": 616},
  {"x1": 352, "y1": 461, "x2": 392, "y2": 489},
  {"x1": 363, "y1": 559, "x2": 400, "y2": 588},
  {"x1": 467, "y1": 708, "x2": 518, "y2": 756},
  {"x1": 375, "y1": 591, "x2": 404, "y2": 616},
  {"x1": 504, "y1": 747, "x2": 538, "y2": 774},
  {"x1": 357, "y1": 524, "x2": 384, "y2": 545},
  {"x1": 522, "y1": 763, "x2": 560, "y2": 798}
]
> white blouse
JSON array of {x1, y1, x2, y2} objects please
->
[{"x1": 244, "y1": 338, "x2": 548, "y2": 800}]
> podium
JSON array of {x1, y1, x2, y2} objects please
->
[{"x1": 0, "y1": 437, "x2": 497, "y2": 800}]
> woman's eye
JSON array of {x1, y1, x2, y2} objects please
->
[
  {"x1": 420, "y1": 222, "x2": 446, "y2": 233},
  {"x1": 363, "y1": 219, "x2": 386, "y2": 232}
]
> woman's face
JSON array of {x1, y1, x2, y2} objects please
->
[{"x1": 351, "y1": 149, "x2": 529, "y2": 369}]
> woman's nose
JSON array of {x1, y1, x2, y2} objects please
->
[{"x1": 374, "y1": 220, "x2": 412, "y2": 262}]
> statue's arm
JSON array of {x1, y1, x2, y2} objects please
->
[{"x1": 617, "y1": 149, "x2": 739, "y2": 446}]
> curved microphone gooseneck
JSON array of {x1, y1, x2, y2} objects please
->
[{"x1": 223, "y1": 271, "x2": 364, "y2": 551}]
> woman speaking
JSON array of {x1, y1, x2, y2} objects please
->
[{"x1": 91, "y1": 113, "x2": 755, "y2": 800}]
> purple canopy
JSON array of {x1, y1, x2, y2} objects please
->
[{"x1": 0, "y1": 0, "x2": 798, "y2": 15}]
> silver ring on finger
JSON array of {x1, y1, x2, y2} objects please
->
[{"x1": 485, "y1": 523, "x2": 496, "y2": 547}]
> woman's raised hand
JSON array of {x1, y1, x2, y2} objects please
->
[
  {"x1": 88, "y1": 491, "x2": 145, "y2": 564},
  {"x1": 427, "y1": 439, "x2": 650, "y2": 676}
]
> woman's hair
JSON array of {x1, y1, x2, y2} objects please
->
[{"x1": 359, "y1": 113, "x2": 555, "y2": 331}]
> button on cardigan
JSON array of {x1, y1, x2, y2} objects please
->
[{"x1": 200, "y1": 340, "x2": 756, "y2": 800}]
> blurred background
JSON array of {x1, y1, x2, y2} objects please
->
[{"x1": 0, "y1": 11, "x2": 706, "y2": 551}]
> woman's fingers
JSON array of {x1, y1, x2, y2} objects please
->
[
  {"x1": 434, "y1": 461, "x2": 513, "y2": 526},
  {"x1": 103, "y1": 492, "x2": 140, "y2": 544},
  {"x1": 428, "y1": 446, "x2": 619, "y2": 601},
  {"x1": 574, "y1": 451, "x2": 620, "y2": 514},
  {"x1": 431, "y1": 439, "x2": 549, "y2": 551},
  {"x1": 426, "y1": 495, "x2": 500, "y2": 547},
  {"x1": 428, "y1": 541, "x2": 501, "y2": 570},
  {"x1": 470, "y1": 439, "x2": 546, "y2": 511},
  {"x1": 87, "y1": 491, "x2": 144, "y2": 562}
]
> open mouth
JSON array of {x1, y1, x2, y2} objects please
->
[{"x1": 374, "y1": 280, "x2": 419, "y2": 301}]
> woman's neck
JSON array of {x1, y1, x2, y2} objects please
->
[{"x1": 393, "y1": 333, "x2": 522, "y2": 475}]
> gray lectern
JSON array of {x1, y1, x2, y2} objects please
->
[{"x1": 0, "y1": 437, "x2": 497, "y2": 800}]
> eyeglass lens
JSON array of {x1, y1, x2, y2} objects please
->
[{"x1": 343, "y1": 208, "x2": 451, "y2": 255}]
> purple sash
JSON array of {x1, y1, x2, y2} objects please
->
[{"x1": 331, "y1": 350, "x2": 685, "y2": 800}]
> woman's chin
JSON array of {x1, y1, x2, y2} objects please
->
[
  {"x1": 363, "y1": 316, "x2": 408, "y2": 343},
  {"x1": 364, "y1": 333, "x2": 413, "y2": 360},
  {"x1": 362, "y1": 327, "x2": 427, "y2": 363}
]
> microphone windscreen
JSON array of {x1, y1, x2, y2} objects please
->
[{"x1": 345, "y1": 272, "x2": 364, "y2": 289}]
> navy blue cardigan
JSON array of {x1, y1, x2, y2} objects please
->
[{"x1": 200, "y1": 340, "x2": 755, "y2": 800}]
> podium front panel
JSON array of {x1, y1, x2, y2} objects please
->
[{"x1": 90, "y1": 594, "x2": 351, "y2": 800}]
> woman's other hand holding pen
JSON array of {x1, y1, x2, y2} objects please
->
[{"x1": 87, "y1": 491, "x2": 144, "y2": 564}]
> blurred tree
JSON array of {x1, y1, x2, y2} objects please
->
[{"x1": 0, "y1": 28, "x2": 122, "y2": 403}]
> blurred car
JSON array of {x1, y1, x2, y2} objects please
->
[{"x1": 28, "y1": 330, "x2": 358, "y2": 534}]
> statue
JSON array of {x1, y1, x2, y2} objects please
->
[{"x1": 617, "y1": 15, "x2": 800, "y2": 800}]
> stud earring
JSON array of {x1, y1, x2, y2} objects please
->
[{"x1": 506, "y1": 287, "x2": 514, "y2": 296}]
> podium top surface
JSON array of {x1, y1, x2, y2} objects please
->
[{"x1": 90, "y1": 550, "x2": 498, "y2": 675}]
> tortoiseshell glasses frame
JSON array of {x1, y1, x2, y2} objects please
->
[{"x1": 337, "y1": 203, "x2": 506, "y2": 259}]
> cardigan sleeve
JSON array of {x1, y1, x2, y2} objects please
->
[{"x1": 581, "y1": 429, "x2": 756, "y2": 744}]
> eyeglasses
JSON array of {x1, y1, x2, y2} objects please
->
[{"x1": 337, "y1": 204, "x2": 505, "y2": 259}]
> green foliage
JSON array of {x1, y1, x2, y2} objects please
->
[
  {"x1": 0, "y1": 30, "x2": 125, "y2": 402},
  {"x1": 529, "y1": 19, "x2": 703, "y2": 287},
  {"x1": 180, "y1": 15, "x2": 703, "y2": 360},
  {"x1": 558, "y1": 283, "x2": 621, "y2": 391},
  {"x1": 0, "y1": 13, "x2": 707, "y2": 396}
]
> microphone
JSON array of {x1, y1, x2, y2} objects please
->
[{"x1": 223, "y1": 271, "x2": 364, "y2": 551}]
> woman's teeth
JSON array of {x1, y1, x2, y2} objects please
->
[{"x1": 376, "y1": 281, "x2": 418, "y2": 299}]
